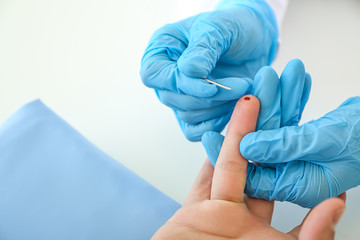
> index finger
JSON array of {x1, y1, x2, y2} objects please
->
[{"x1": 210, "y1": 95, "x2": 260, "y2": 203}]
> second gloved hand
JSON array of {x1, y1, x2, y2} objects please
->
[
  {"x1": 141, "y1": 0, "x2": 278, "y2": 141},
  {"x1": 203, "y1": 60, "x2": 360, "y2": 208},
  {"x1": 239, "y1": 96, "x2": 360, "y2": 208}
]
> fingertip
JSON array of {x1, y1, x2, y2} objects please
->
[
  {"x1": 300, "y1": 196, "x2": 346, "y2": 239},
  {"x1": 244, "y1": 94, "x2": 260, "y2": 105},
  {"x1": 289, "y1": 58, "x2": 305, "y2": 68},
  {"x1": 226, "y1": 95, "x2": 260, "y2": 141},
  {"x1": 252, "y1": 66, "x2": 279, "y2": 93},
  {"x1": 254, "y1": 66, "x2": 278, "y2": 85},
  {"x1": 334, "y1": 197, "x2": 346, "y2": 209},
  {"x1": 281, "y1": 59, "x2": 306, "y2": 86},
  {"x1": 201, "y1": 131, "x2": 217, "y2": 147},
  {"x1": 236, "y1": 95, "x2": 260, "y2": 115},
  {"x1": 238, "y1": 94, "x2": 260, "y2": 105},
  {"x1": 317, "y1": 198, "x2": 346, "y2": 227},
  {"x1": 201, "y1": 131, "x2": 216, "y2": 142},
  {"x1": 283, "y1": 58, "x2": 305, "y2": 74},
  {"x1": 322, "y1": 197, "x2": 346, "y2": 211}
]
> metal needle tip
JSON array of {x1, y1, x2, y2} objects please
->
[{"x1": 204, "y1": 78, "x2": 232, "y2": 90}]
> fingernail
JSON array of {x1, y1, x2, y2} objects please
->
[{"x1": 333, "y1": 207, "x2": 345, "y2": 227}]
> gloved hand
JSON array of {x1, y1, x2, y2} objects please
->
[
  {"x1": 202, "y1": 59, "x2": 340, "y2": 208},
  {"x1": 238, "y1": 96, "x2": 360, "y2": 208},
  {"x1": 141, "y1": 0, "x2": 278, "y2": 141}
]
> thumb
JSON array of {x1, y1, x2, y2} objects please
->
[
  {"x1": 298, "y1": 197, "x2": 345, "y2": 240},
  {"x1": 177, "y1": 15, "x2": 229, "y2": 78}
]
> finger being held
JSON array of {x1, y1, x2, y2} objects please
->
[{"x1": 211, "y1": 95, "x2": 260, "y2": 203}]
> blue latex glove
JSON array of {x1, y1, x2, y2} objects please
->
[
  {"x1": 239, "y1": 96, "x2": 360, "y2": 208},
  {"x1": 0, "y1": 100, "x2": 180, "y2": 240},
  {"x1": 141, "y1": 0, "x2": 278, "y2": 141}
]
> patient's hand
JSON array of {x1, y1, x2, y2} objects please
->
[{"x1": 152, "y1": 96, "x2": 346, "y2": 240}]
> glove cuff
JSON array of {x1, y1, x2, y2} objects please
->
[{"x1": 215, "y1": 0, "x2": 279, "y2": 64}]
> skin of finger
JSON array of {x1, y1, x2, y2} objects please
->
[
  {"x1": 183, "y1": 159, "x2": 214, "y2": 206},
  {"x1": 151, "y1": 221, "x2": 224, "y2": 240},
  {"x1": 170, "y1": 200, "x2": 280, "y2": 239},
  {"x1": 244, "y1": 195, "x2": 274, "y2": 225},
  {"x1": 289, "y1": 192, "x2": 347, "y2": 237},
  {"x1": 173, "y1": 201, "x2": 250, "y2": 238},
  {"x1": 297, "y1": 198, "x2": 345, "y2": 240},
  {"x1": 211, "y1": 95, "x2": 260, "y2": 203},
  {"x1": 169, "y1": 200, "x2": 290, "y2": 239},
  {"x1": 288, "y1": 196, "x2": 346, "y2": 238}
]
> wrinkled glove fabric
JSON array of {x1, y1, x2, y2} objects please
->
[{"x1": 141, "y1": 0, "x2": 278, "y2": 141}]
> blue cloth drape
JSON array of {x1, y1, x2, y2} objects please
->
[{"x1": 0, "y1": 100, "x2": 180, "y2": 240}]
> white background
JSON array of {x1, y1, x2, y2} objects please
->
[{"x1": 0, "y1": 0, "x2": 359, "y2": 238}]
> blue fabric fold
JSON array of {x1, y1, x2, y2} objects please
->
[{"x1": 0, "y1": 99, "x2": 180, "y2": 240}]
